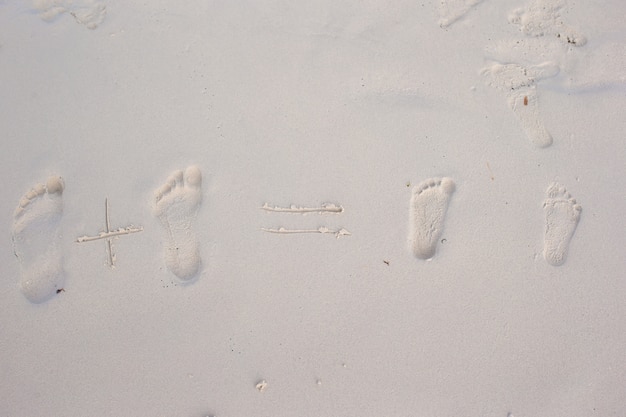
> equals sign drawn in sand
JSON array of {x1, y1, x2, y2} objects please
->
[
  {"x1": 76, "y1": 198, "x2": 143, "y2": 267},
  {"x1": 261, "y1": 202, "x2": 351, "y2": 238}
]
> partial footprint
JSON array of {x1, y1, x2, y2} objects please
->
[
  {"x1": 154, "y1": 166, "x2": 203, "y2": 281},
  {"x1": 543, "y1": 183, "x2": 581, "y2": 266},
  {"x1": 437, "y1": 0, "x2": 486, "y2": 28},
  {"x1": 12, "y1": 176, "x2": 65, "y2": 303},
  {"x1": 408, "y1": 178, "x2": 455, "y2": 260},
  {"x1": 482, "y1": 61, "x2": 559, "y2": 148},
  {"x1": 509, "y1": 0, "x2": 587, "y2": 47},
  {"x1": 30, "y1": 0, "x2": 107, "y2": 29}
]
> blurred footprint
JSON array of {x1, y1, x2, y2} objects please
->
[
  {"x1": 481, "y1": 61, "x2": 559, "y2": 148},
  {"x1": 437, "y1": 0, "x2": 486, "y2": 28},
  {"x1": 29, "y1": 0, "x2": 106, "y2": 29},
  {"x1": 508, "y1": 0, "x2": 587, "y2": 47}
]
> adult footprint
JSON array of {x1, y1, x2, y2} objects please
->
[
  {"x1": 12, "y1": 176, "x2": 65, "y2": 303},
  {"x1": 543, "y1": 183, "x2": 581, "y2": 266},
  {"x1": 408, "y1": 177, "x2": 456, "y2": 260},
  {"x1": 154, "y1": 166, "x2": 203, "y2": 280}
]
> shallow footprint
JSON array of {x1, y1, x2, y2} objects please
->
[
  {"x1": 408, "y1": 177, "x2": 456, "y2": 260},
  {"x1": 482, "y1": 61, "x2": 559, "y2": 148},
  {"x1": 543, "y1": 183, "x2": 581, "y2": 266},
  {"x1": 12, "y1": 176, "x2": 65, "y2": 303},
  {"x1": 154, "y1": 166, "x2": 203, "y2": 280},
  {"x1": 509, "y1": 0, "x2": 587, "y2": 47},
  {"x1": 32, "y1": 0, "x2": 107, "y2": 30},
  {"x1": 437, "y1": 0, "x2": 486, "y2": 28}
]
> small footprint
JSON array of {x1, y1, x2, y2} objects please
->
[
  {"x1": 12, "y1": 176, "x2": 65, "y2": 303},
  {"x1": 482, "y1": 61, "x2": 559, "y2": 148},
  {"x1": 154, "y1": 166, "x2": 203, "y2": 281},
  {"x1": 408, "y1": 177, "x2": 456, "y2": 260},
  {"x1": 543, "y1": 183, "x2": 581, "y2": 266}
]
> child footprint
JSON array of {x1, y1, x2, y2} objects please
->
[
  {"x1": 12, "y1": 176, "x2": 65, "y2": 303},
  {"x1": 543, "y1": 182, "x2": 581, "y2": 266},
  {"x1": 408, "y1": 177, "x2": 456, "y2": 260},
  {"x1": 154, "y1": 166, "x2": 203, "y2": 280}
]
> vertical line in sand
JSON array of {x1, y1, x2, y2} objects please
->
[{"x1": 105, "y1": 198, "x2": 114, "y2": 267}]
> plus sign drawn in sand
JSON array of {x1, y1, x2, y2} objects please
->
[
  {"x1": 408, "y1": 178, "x2": 456, "y2": 260},
  {"x1": 261, "y1": 202, "x2": 351, "y2": 238},
  {"x1": 154, "y1": 166, "x2": 203, "y2": 281},
  {"x1": 543, "y1": 183, "x2": 581, "y2": 266},
  {"x1": 11, "y1": 176, "x2": 65, "y2": 303},
  {"x1": 76, "y1": 199, "x2": 143, "y2": 268}
]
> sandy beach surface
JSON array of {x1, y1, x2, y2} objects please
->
[{"x1": 1, "y1": 0, "x2": 625, "y2": 416}]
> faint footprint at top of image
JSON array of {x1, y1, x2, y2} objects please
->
[
  {"x1": 29, "y1": 0, "x2": 107, "y2": 29},
  {"x1": 488, "y1": 1, "x2": 623, "y2": 93},
  {"x1": 408, "y1": 177, "x2": 455, "y2": 260},
  {"x1": 509, "y1": 0, "x2": 587, "y2": 47},
  {"x1": 481, "y1": 61, "x2": 559, "y2": 148},
  {"x1": 154, "y1": 166, "x2": 203, "y2": 281},
  {"x1": 437, "y1": 0, "x2": 487, "y2": 28},
  {"x1": 543, "y1": 182, "x2": 581, "y2": 266},
  {"x1": 12, "y1": 176, "x2": 65, "y2": 303}
]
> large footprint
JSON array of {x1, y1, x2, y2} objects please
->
[
  {"x1": 154, "y1": 166, "x2": 203, "y2": 281},
  {"x1": 12, "y1": 176, "x2": 65, "y2": 303},
  {"x1": 408, "y1": 177, "x2": 456, "y2": 260},
  {"x1": 543, "y1": 183, "x2": 581, "y2": 266}
]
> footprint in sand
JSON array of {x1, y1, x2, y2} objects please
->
[
  {"x1": 12, "y1": 176, "x2": 65, "y2": 303},
  {"x1": 408, "y1": 177, "x2": 456, "y2": 260},
  {"x1": 481, "y1": 61, "x2": 559, "y2": 148},
  {"x1": 543, "y1": 183, "x2": 581, "y2": 266},
  {"x1": 154, "y1": 166, "x2": 203, "y2": 281},
  {"x1": 31, "y1": 0, "x2": 107, "y2": 30},
  {"x1": 508, "y1": 0, "x2": 587, "y2": 47},
  {"x1": 437, "y1": 0, "x2": 486, "y2": 28}
]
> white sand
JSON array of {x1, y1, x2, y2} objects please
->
[{"x1": 1, "y1": 0, "x2": 625, "y2": 415}]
